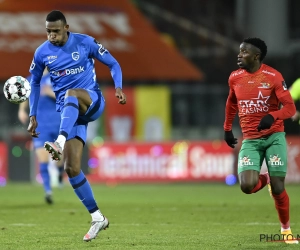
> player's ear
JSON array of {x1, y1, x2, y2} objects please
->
[
  {"x1": 255, "y1": 53, "x2": 260, "y2": 61},
  {"x1": 65, "y1": 24, "x2": 69, "y2": 31}
]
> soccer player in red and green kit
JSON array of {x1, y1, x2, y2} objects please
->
[{"x1": 223, "y1": 37, "x2": 298, "y2": 244}]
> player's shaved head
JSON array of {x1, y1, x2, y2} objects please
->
[
  {"x1": 46, "y1": 10, "x2": 67, "y2": 25},
  {"x1": 243, "y1": 37, "x2": 267, "y2": 62}
]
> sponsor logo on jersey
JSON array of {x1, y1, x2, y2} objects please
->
[
  {"x1": 51, "y1": 66, "x2": 85, "y2": 76},
  {"x1": 268, "y1": 154, "x2": 284, "y2": 166},
  {"x1": 231, "y1": 70, "x2": 244, "y2": 77},
  {"x1": 258, "y1": 82, "x2": 270, "y2": 89},
  {"x1": 262, "y1": 70, "x2": 275, "y2": 76},
  {"x1": 72, "y1": 52, "x2": 80, "y2": 61},
  {"x1": 238, "y1": 156, "x2": 254, "y2": 167},
  {"x1": 47, "y1": 55, "x2": 57, "y2": 64},
  {"x1": 239, "y1": 91, "x2": 270, "y2": 114}
]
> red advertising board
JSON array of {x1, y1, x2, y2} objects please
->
[
  {"x1": 0, "y1": 142, "x2": 8, "y2": 179},
  {"x1": 87, "y1": 141, "x2": 235, "y2": 183},
  {"x1": 87, "y1": 137, "x2": 300, "y2": 183},
  {"x1": 103, "y1": 87, "x2": 136, "y2": 141}
]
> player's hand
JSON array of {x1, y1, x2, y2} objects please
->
[
  {"x1": 257, "y1": 114, "x2": 274, "y2": 131},
  {"x1": 224, "y1": 130, "x2": 238, "y2": 148},
  {"x1": 291, "y1": 111, "x2": 300, "y2": 122},
  {"x1": 115, "y1": 87, "x2": 126, "y2": 105},
  {"x1": 27, "y1": 116, "x2": 40, "y2": 138},
  {"x1": 18, "y1": 109, "x2": 28, "y2": 125}
]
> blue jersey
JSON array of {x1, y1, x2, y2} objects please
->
[
  {"x1": 29, "y1": 32, "x2": 122, "y2": 116},
  {"x1": 27, "y1": 73, "x2": 60, "y2": 126}
]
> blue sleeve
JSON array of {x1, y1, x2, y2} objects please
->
[
  {"x1": 28, "y1": 51, "x2": 44, "y2": 117},
  {"x1": 29, "y1": 50, "x2": 45, "y2": 76},
  {"x1": 87, "y1": 37, "x2": 122, "y2": 89},
  {"x1": 29, "y1": 74, "x2": 42, "y2": 117}
]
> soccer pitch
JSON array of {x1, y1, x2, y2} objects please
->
[{"x1": 0, "y1": 183, "x2": 299, "y2": 249}]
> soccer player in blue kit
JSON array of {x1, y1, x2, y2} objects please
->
[
  {"x1": 19, "y1": 70, "x2": 64, "y2": 204},
  {"x1": 27, "y1": 10, "x2": 126, "y2": 241}
]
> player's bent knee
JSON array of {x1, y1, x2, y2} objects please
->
[
  {"x1": 64, "y1": 164, "x2": 81, "y2": 178},
  {"x1": 240, "y1": 182, "x2": 256, "y2": 194},
  {"x1": 270, "y1": 185, "x2": 284, "y2": 195}
]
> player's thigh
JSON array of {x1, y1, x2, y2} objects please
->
[
  {"x1": 265, "y1": 132, "x2": 287, "y2": 177},
  {"x1": 66, "y1": 88, "x2": 93, "y2": 115},
  {"x1": 33, "y1": 136, "x2": 50, "y2": 163},
  {"x1": 35, "y1": 147, "x2": 49, "y2": 163},
  {"x1": 82, "y1": 90, "x2": 105, "y2": 122},
  {"x1": 238, "y1": 139, "x2": 264, "y2": 175},
  {"x1": 64, "y1": 137, "x2": 83, "y2": 171}
]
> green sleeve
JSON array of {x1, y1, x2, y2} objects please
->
[{"x1": 290, "y1": 78, "x2": 300, "y2": 101}]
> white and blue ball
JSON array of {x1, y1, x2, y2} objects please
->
[{"x1": 3, "y1": 76, "x2": 31, "y2": 104}]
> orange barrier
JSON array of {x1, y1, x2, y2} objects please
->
[{"x1": 0, "y1": 0, "x2": 203, "y2": 80}]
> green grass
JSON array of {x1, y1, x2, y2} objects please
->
[{"x1": 0, "y1": 182, "x2": 300, "y2": 249}]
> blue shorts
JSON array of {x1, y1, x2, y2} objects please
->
[
  {"x1": 67, "y1": 90, "x2": 105, "y2": 144},
  {"x1": 33, "y1": 126, "x2": 59, "y2": 148}
]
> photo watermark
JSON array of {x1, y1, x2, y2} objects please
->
[{"x1": 260, "y1": 233, "x2": 299, "y2": 242}]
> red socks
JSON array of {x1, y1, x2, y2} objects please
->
[
  {"x1": 250, "y1": 174, "x2": 268, "y2": 193},
  {"x1": 272, "y1": 189, "x2": 290, "y2": 229}
]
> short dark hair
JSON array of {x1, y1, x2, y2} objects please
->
[
  {"x1": 46, "y1": 10, "x2": 67, "y2": 24},
  {"x1": 243, "y1": 37, "x2": 267, "y2": 62}
]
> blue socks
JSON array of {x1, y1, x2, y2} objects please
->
[
  {"x1": 40, "y1": 162, "x2": 51, "y2": 194},
  {"x1": 69, "y1": 171, "x2": 99, "y2": 213},
  {"x1": 57, "y1": 166, "x2": 64, "y2": 185},
  {"x1": 59, "y1": 96, "x2": 79, "y2": 138}
]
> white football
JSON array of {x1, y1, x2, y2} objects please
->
[{"x1": 3, "y1": 76, "x2": 31, "y2": 104}]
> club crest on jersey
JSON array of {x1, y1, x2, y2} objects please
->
[
  {"x1": 258, "y1": 82, "x2": 270, "y2": 89},
  {"x1": 268, "y1": 154, "x2": 284, "y2": 166},
  {"x1": 72, "y1": 52, "x2": 80, "y2": 61}
]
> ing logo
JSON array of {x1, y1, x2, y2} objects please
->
[
  {"x1": 238, "y1": 156, "x2": 254, "y2": 167},
  {"x1": 268, "y1": 154, "x2": 284, "y2": 166}
]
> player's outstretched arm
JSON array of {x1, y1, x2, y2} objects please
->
[
  {"x1": 28, "y1": 72, "x2": 43, "y2": 138},
  {"x1": 89, "y1": 38, "x2": 122, "y2": 91}
]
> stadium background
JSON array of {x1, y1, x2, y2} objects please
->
[{"x1": 0, "y1": 0, "x2": 299, "y2": 185}]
